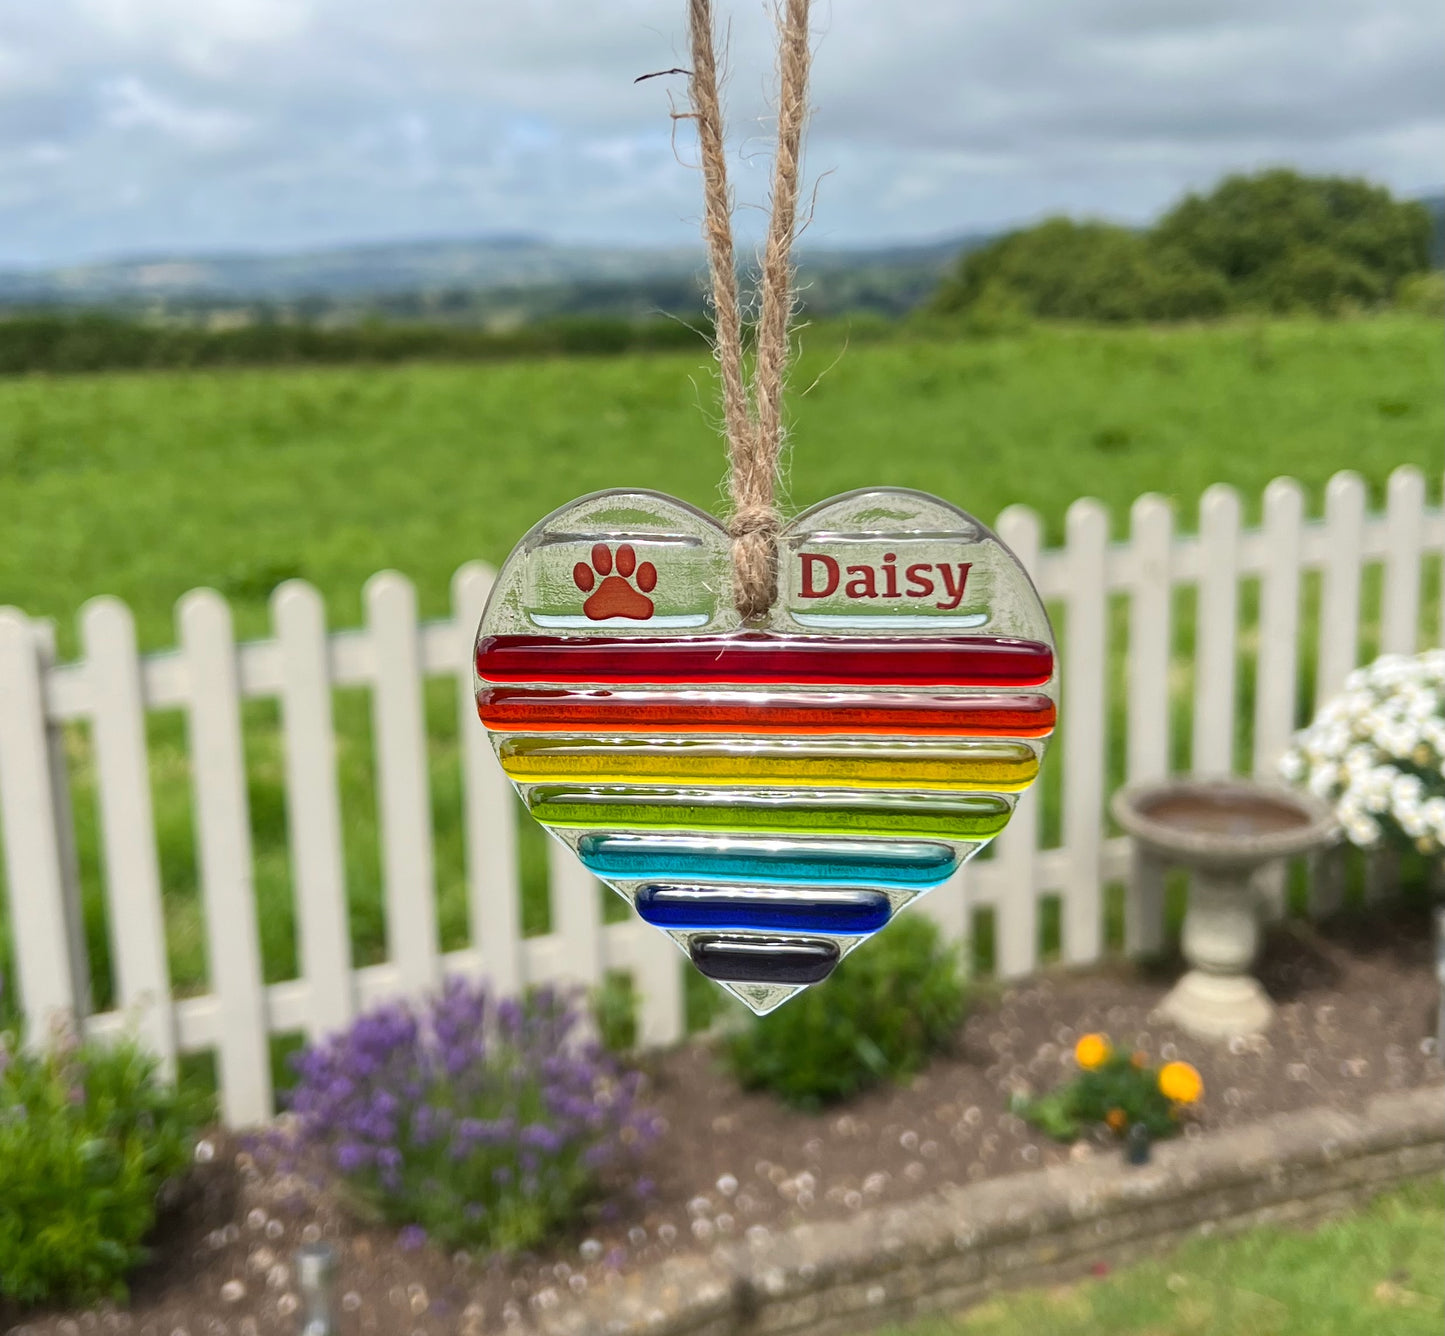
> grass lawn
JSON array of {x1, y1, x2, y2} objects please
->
[
  {"x1": 0, "y1": 316, "x2": 1439, "y2": 1049},
  {"x1": 876, "y1": 1179, "x2": 1445, "y2": 1336},
  {"x1": 1, "y1": 316, "x2": 1439, "y2": 650}
]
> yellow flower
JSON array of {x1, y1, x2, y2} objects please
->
[
  {"x1": 1159, "y1": 1061, "x2": 1203, "y2": 1105},
  {"x1": 1075, "y1": 1033, "x2": 1110, "y2": 1070},
  {"x1": 1105, "y1": 1108, "x2": 1128, "y2": 1133}
]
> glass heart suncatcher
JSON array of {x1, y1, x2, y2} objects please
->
[{"x1": 474, "y1": 488, "x2": 1057, "y2": 1014}]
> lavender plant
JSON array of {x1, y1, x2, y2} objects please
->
[{"x1": 282, "y1": 979, "x2": 658, "y2": 1253}]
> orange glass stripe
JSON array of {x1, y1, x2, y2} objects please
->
[{"x1": 477, "y1": 687, "x2": 1056, "y2": 737}]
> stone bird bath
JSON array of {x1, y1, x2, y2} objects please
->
[{"x1": 1111, "y1": 778, "x2": 1339, "y2": 1039}]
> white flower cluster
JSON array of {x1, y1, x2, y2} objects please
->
[{"x1": 1280, "y1": 650, "x2": 1445, "y2": 852}]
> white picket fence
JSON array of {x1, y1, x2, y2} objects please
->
[{"x1": 0, "y1": 466, "x2": 1440, "y2": 1125}]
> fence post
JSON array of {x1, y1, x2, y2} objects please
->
[
  {"x1": 366, "y1": 573, "x2": 440, "y2": 998},
  {"x1": 1307, "y1": 473, "x2": 1365, "y2": 923},
  {"x1": 0, "y1": 611, "x2": 89, "y2": 1040},
  {"x1": 993, "y1": 506, "x2": 1043, "y2": 977},
  {"x1": 452, "y1": 563, "x2": 524, "y2": 998},
  {"x1": 632, "y1": 930, "x2": 684, "y2": 1049},
  {"x1": 549, "y1": 840, "x2": 604, "y2": 989},
  {"x1": 1316, "y1": 471, "x2": 1365, "y2": 707},
  {"x1": 1254, "y1": 479, "x2": 1304, "y2": 771},
  {"x1": 1252, "y1": 479, "x2": 1304, "y2": 919},
  {"x1": 1439, "y1": 469, "x2": 1445, "y2": 653},
  {"x1": 1191, "y1": 485, "x2": 1241, "y2": 776},
  {"x1": 273, "y1": 582, "x2": 355, "y2": 1041},
  {"x1": 1125, "y1": 494, "x2": 1172, "y2": 954},
  {"x1": 1061, "y1": 499, "x2": 1109, "y2": 966},
  {"x1": 180, "y1": 590, "x2": 272, "y2": 1124},
  {"x1": 83, "y1": 597, "x2": 177, "y2": 1076},
  {"x1": 35, "y1": 621, "x2": 91, "y2": 1020},
  {"x1": 912, "y1": 844, "x2": 970, "y2": 945},
  {"x1": 1381, "y1": 466, "x2": 1425, "y2": 657}
]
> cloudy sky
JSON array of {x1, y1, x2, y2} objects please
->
[{"x1": 1, "y1": 0, "x2": 1441, "y2": 267}]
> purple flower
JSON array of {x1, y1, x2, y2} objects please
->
[
  {"x1": 411, "y1": 1105, "x2": 441, "y2": 1146},
  {"x1": 519, "y1": 1123, "x2": 564, "y2": 1154},
  {"x1": 335, "y1": 1142, "x2": 371, "y2": 1173},
  {"x1": 397, "y1": 1225, "x2": 427, "y2": 1252},
  {"x1": 279, "y1": 975, "x2": 657, "y2": 1255}
]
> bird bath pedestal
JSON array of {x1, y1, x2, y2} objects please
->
[{"x1": 1111, "y1": 778, "x2": 1339, "y2": 1040}]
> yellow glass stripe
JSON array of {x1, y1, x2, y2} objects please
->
[{"x1": 498, "y1": 737, "x2": 1039, "y2": 793}]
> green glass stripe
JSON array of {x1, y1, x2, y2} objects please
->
[{"x1": 527, "y1": 786, "x2": 1012, "y2": 841}]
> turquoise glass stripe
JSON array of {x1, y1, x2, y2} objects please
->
[{"x1": 576, "y1": 833, "x2": 958, "y2": 887}]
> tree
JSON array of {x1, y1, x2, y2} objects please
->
[
  {"x1": 930, "y1": 170, "x2": 1434, "y2": 324},
  {"x1": 1153, "y1": 169, "x2": 1431, "y2": 313},
  {"x1": 931, "y1": 217, "x2": 1228, "y2": 324}
]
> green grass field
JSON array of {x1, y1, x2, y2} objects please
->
[
  {"x1": 2, "y1": 316, "x2": 1439, "y2": 650},
  {"x1": 876, "y1": 1179, "x2": 1445, "y2": 1336},
  {"x1": 0, "y1": 316, "x2": 1439, "y2": 1041}
]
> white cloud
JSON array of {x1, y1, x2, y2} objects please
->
[
  {"x1": 79, "y1": 0, "x2": 313, "y2": 47},
  {"x1": 99, "y1": 76, "x2": 253, "y2": 149},
  {"x1": 0, "y1": 0, "x2": 1439, "y2": 265}
]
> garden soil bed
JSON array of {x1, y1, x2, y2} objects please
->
[{"x1": 6, "y1": 900, "x2": 1442, "y2": 1336}]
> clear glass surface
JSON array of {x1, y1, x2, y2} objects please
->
[{"x1": 475, "y1": 488, "x2": 1057, "y2": 1014}]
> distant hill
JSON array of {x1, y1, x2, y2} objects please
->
[
  {"x1": 0, "y1": 234, "x2": 976, "y2": 310},
  {"x1": 0, "y1": 236, "x2": 699, "y2": 304},
  {"x1": 3, "y1": 187, "x2": 1430, "y2": 322},
  {"x1": 0, "y1": 233, "x2": 983, "y2": 321}
]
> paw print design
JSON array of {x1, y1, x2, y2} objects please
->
[{"x1": 574, "y1": 543, "x2": 657, "y2": 621}]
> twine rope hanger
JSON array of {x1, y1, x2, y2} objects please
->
[{"x1": 684, "y1": 0, "x2": 813, "y2": 621}]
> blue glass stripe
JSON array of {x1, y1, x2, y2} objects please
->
[
  {"x1": 636, "y1": 884, "x2": 892, "y2": 934},
  {"x1": 577, "y1": 834, "x2": 957, "y2": 887}
]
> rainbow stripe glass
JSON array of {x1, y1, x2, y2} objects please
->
[{"x1": 474, "y1": 487, "x2": 1058, "y2": 1014}]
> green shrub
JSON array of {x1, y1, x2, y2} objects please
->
[
  {"x1": 724, "y1": 914, "x2": 968, "y2": 1109},
  {"x1": 0, "y1": 1021, "x2": 210, "y2": 1306},
  {"x1": 0, "y1": 309, "x2": 707, "y2": 377},
  {"x1": 1396, "y1": 270, "x2": 1445, "y2": 316},
  {"x1": 592, "y1": 970, "x2": 640, "y2": 1055}
]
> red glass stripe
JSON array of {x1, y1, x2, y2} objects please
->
[
  {"x1": 475, "y1": 633, "x2": 1054, "y2": 688},
  {"x1": 477, "y1": 687, "x2": 1056, "y2": 736}
]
